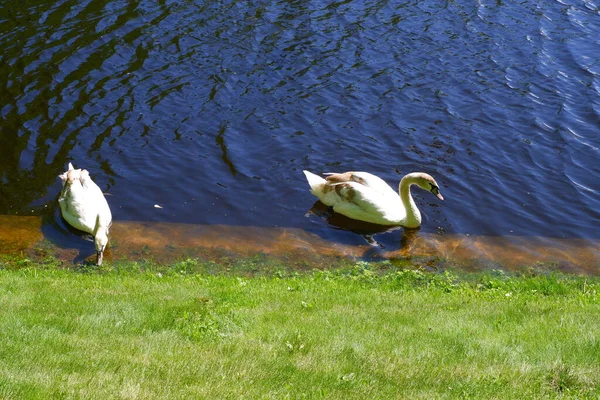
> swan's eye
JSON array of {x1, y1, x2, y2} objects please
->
[{"x1": 430, "y1": 184, "x2": 439, "y2": 194}]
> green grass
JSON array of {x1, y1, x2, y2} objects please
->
[{"x1": 0, "y1": 258, "x2": 599, "y2": 399}]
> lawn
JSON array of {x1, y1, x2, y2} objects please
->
[{"x1": 0, "y1": 257, "x2": 599, "y2": 399}]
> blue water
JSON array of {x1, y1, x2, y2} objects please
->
[{"x1": 1, "y1": 0, "x2": 599, "y2": 250}]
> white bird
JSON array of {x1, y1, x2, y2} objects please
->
[
  {"x1": 303, "y1": 170, "x2": 443, "y2": 228},
  {"x1": 58, "y1": 163, "x2": 112, "y2": 265}
]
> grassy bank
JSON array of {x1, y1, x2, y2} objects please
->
[{"x1": 0, "y1": 258, "x2": 599, "y2": 399}]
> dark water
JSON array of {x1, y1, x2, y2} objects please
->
[{"x1": 1, "y1": 0, "x2": 599, "y2": 250}]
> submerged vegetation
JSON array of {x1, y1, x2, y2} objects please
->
[{"x1": 0, "y1": 255, "x2": 599, "y2": 399}]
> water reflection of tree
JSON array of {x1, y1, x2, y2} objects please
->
[{"x1": 0, "y1": 0, "x2": 151, "y2": 214}]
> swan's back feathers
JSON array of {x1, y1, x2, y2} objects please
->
[
  {"x1": 324, "y1": 172, "x2": 366, "y2": 185},
  {"x1": 303, "y1": 170, "x2": 404, "y2": 225},
  {"x1": 58, "y1": 164, "x2": 112, "y2": 235},
  {"x1": 324, "y1": 171, "x2": 397, "y2": 198}
]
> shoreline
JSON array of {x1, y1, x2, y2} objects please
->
[{"x1": 1, "y1": 215, "x2": 598, "y2": 274}]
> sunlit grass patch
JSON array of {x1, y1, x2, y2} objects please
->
[{"x1": 0, "y1": 261, "x2": 598, "y2": 399}]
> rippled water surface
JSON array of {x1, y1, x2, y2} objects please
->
[{"x1": 1, "y1": 0, "x2": 599, "y2": 249}]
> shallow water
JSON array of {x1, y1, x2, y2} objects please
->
[
  {"x1": 1, "y1": 0, "x2": 599, "y2": 254},
  {"x1": 1, "y1": 216, "x2": 599, "y2": 274}
]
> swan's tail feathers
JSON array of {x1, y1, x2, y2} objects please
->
[
  {"x1": 303, "y1": 170, "x2": 326, "y2": 193},
  {"x1": 59, "y1": 162, "x2": 75, "y2": 182}
]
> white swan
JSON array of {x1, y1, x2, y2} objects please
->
[
  {"x1": 303, "y1": 170, "x2": 443, "y2": 228},
  {"x1": 58, "y1": 163, "x2": 112, "y2": 265}
]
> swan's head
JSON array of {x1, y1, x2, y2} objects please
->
[
  {"x1": 412, "y1": 173, "x2": 444, "y2": 201},
  {"x1": 95, "y1": 231, "x2": 109, "y2": 266}
]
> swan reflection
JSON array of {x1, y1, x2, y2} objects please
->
[{"x1": 306, "y1": 200, "x2": 420, "y2": 251}]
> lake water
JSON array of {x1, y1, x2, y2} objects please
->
[{"x1": 1, "y1": 0, "x2": 599, "y2": 252}]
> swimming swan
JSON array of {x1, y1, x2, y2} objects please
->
[
  {"x1": 303, "y1": 170, "x2": 443, "y2": 228},
  {"x1": 58, "y1": 163, "x2": 112, "y2": 265}
]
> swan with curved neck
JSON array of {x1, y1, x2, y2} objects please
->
[
  {"x1": 303, "y1": 170, "x2": 443, "y2": 228},
  {"x1": 58, "y1": 163, "x2": 112, "y2": 265}
]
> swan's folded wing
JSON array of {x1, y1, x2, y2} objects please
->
[
  {"x1": 327, "y1": 181, "x2": 386, "y2": 216},
  {"x1": 325, "y1": 172, "x2": 366, "y2": 185},
  {"x1": 325, "y1": 171, "x2": 393, "y2": 197},
  {"x1": 354, "y1": 172, "x2": 401, "y2": 196}
]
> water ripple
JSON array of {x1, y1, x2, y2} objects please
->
[{"x1": 0, "y1": 0, "x2": 599, "y2": 242}]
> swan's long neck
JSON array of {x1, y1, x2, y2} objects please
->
[{"x1": 399, "y1": 175, "x2": 422, "y2": 228}]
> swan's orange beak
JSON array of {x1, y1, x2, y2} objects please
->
[{"x1": 436, "y1": 193, "x2": 444, "y2": 201}]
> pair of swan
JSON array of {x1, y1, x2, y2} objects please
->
[
  {"x1": 57, "y1": 161, "x2": 442, "y2": 265},
  {"x1": 58, "y1": 163, "x2": 112, "y2": 266},
  {"x1": 303, "y1": 170, "x2": 443, "y2": 228}
]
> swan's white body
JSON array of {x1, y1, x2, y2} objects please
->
[
  {"x1": 303, "y1": 170, "x2": 443, "y2": 228},
  {"x1": 58, "y1": 163, "x2": 112, "y2": 265}
]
